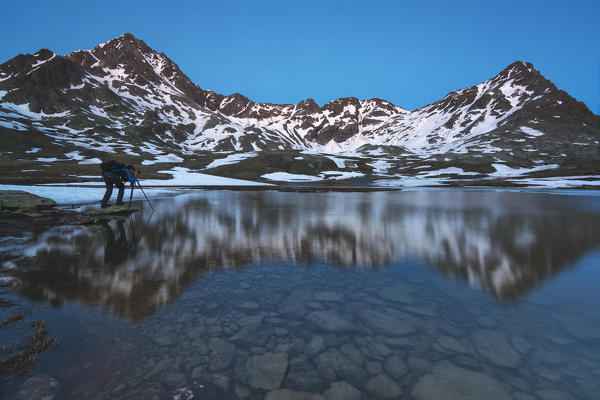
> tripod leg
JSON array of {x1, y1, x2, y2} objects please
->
[
  {"x1": 137, "y1": 180, "x2": 154, "y2": 211},
  {"x1": 128, "y1": 184, "x2": 134, "y2": 209}
]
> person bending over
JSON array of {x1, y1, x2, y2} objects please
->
[{"x1": 100, "y1": 160, "x2": 138, "y2": 208}]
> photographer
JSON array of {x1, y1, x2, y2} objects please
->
[{"x1": 99, "y1": 160, "x2": 139, "y2": 208}]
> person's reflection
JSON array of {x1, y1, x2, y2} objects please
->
[{"x1": 102, "y1": 219, "x2": 136, "y2": 265}]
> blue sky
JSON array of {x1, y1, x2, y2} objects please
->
[{"x1": 1, "y1": 0, "x2": 598, "y2": 113}]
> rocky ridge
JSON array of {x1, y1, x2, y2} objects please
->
[{"x1": 0, "y1": 33, "x2": 599, "y2": 186}]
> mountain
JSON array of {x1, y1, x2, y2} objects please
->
[{"x1": 0, "y1": 33, "x2": 599, "y2": 187}]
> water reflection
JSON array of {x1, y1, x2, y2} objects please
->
[{"x1": 7, "y1": 190, "x2": 600, "y2": 319}]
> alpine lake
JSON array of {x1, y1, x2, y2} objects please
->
[{"x1": 1, "y1": 189, "x2": 600, "y2": 400}]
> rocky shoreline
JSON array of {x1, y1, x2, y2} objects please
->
[
  {"x1": 10, "y1": 263, "x2": 597, "y2": 400},
  {"x1": 0, "y1": 190, "x2": 136, "y2": 234}
]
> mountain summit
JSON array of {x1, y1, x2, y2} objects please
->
[{"x1": 0, "y1": 33, "x2": 598, "y2": 185}]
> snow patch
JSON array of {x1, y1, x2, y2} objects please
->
[
  {"x1": 78, "y1": 158, "x2": 102, "y2": 165},
  {"x1": 420, "y1": 167, "x2": 479, "y2": 177},
  {"x1": 65, "y1": 151, "x2": 85, "y2": 161},
  {"x1": 490, "y1": 163, "x2": 558, "y2": 177},
  {"x1": 262, "y1": 172, "x2": 322, "y2": 182},
  {"x1": 319, "y1": 171, "x2": 365, "y2": 180},
  {"x1": 520, "y1": 126, "x2": 544, "y2": 137},
  {"x1": 325, "y1": 155, "x2": 352, "y2": 169},
  {"x1": 204, "y1": 152, "x2": 257, "y2": 169},
  {"x1": 141, "y1": 153, "x2": 184, "y2": 165},
  {"x1": 142, "y1": 167, "x2": 271, "y2": 186},
  {"x1": 368, "y1": 160, "x2": 392, "y2": 174}
]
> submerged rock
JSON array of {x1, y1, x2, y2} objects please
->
[
  {"x1": 246, "y1": 352, "x2": 288, "y2": 389},
  {"x1": 364, "y1": 374, "x2": 403, "y2": 399},
  {"x1": 314, "y1": 291, "x2": 343, "y2": 301},
  {"x1": 171, "y1": 387, "x2": 194, "y2": 400},
  {"x1": 412, "y1": 360, "x2": 511, "y2": 400},
  {"x1": 316, "y1": 348, "x2": 368, "y2": 384},
  {"x1": 286, "y1": 356, "x2": 323, "y2": 391},
  {"x1": 305, "y1": 335, "x2": 327, "y2": 357},
  {"x1": 357, "y1": 308, "x2": 415, "y2": 336},
  {"x1": 265, "y1": 388, "x2": 325, "y2": 400},
  {"x1": 307, "y1": 310, "x2": 355, "y2": 333},
  {"x1": 208, "y1": 338, "x2": 237, "y2": 372},
  {"x1": 437, "y1": 335, "x2": 468, "y2": 354},
  {"x1": 472, "y1": 330, "x2": 521, "y2": 367},
  {"x1": 15, "y1": 375, "x2": 58, "y2": 400},
  {"x1": 323, "y1": 381, "x2": 361, "y2": 400},
  {"x1": 383, "y1": 355, "x2": 408, "y2": 378},
  {"x1": 379, "y1": 286, "x2": 414, "y2": 304}
]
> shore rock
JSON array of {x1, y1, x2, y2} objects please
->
[{"x1": 0, "y1": 190, "x2": 56, "y2": 209}]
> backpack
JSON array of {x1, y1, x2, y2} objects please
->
[{"x1": 100, "y1": 160, "x2": 126, "y2": 174}]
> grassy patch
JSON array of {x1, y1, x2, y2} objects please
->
[{"x1": 0, "y1": 296, "x2": 59, "y2": 388}]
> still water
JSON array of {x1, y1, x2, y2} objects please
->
[{"x1": 2, "y1": 189, "x2": 600, "y2": 399}]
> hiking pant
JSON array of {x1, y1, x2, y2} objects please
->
[{"x1": 101, "y1": 173, "x2": 125, "y2": 206}]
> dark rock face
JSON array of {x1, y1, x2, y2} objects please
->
[{"x1": 0, "y1": 33, "x2": 598, "y2": 158}]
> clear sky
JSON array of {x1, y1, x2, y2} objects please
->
[{"x1": 1, "y1": 0, "x2": 598, "y2": 114}]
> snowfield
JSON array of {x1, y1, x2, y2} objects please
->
[{"x1": 0, "y1": 184, "x2": 176, "y2": 205}]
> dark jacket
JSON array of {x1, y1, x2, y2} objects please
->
[{"x1": 105, "y1": 167, "x2": 136, "y2": 184}]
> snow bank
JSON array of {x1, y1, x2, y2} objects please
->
[{"x1": 0, "y1": 184, "x2": 173, "y2": 205}]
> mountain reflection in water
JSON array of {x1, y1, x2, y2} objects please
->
[{"x1": 10, "y1": 190, "x2": 600, "y2": 320}]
